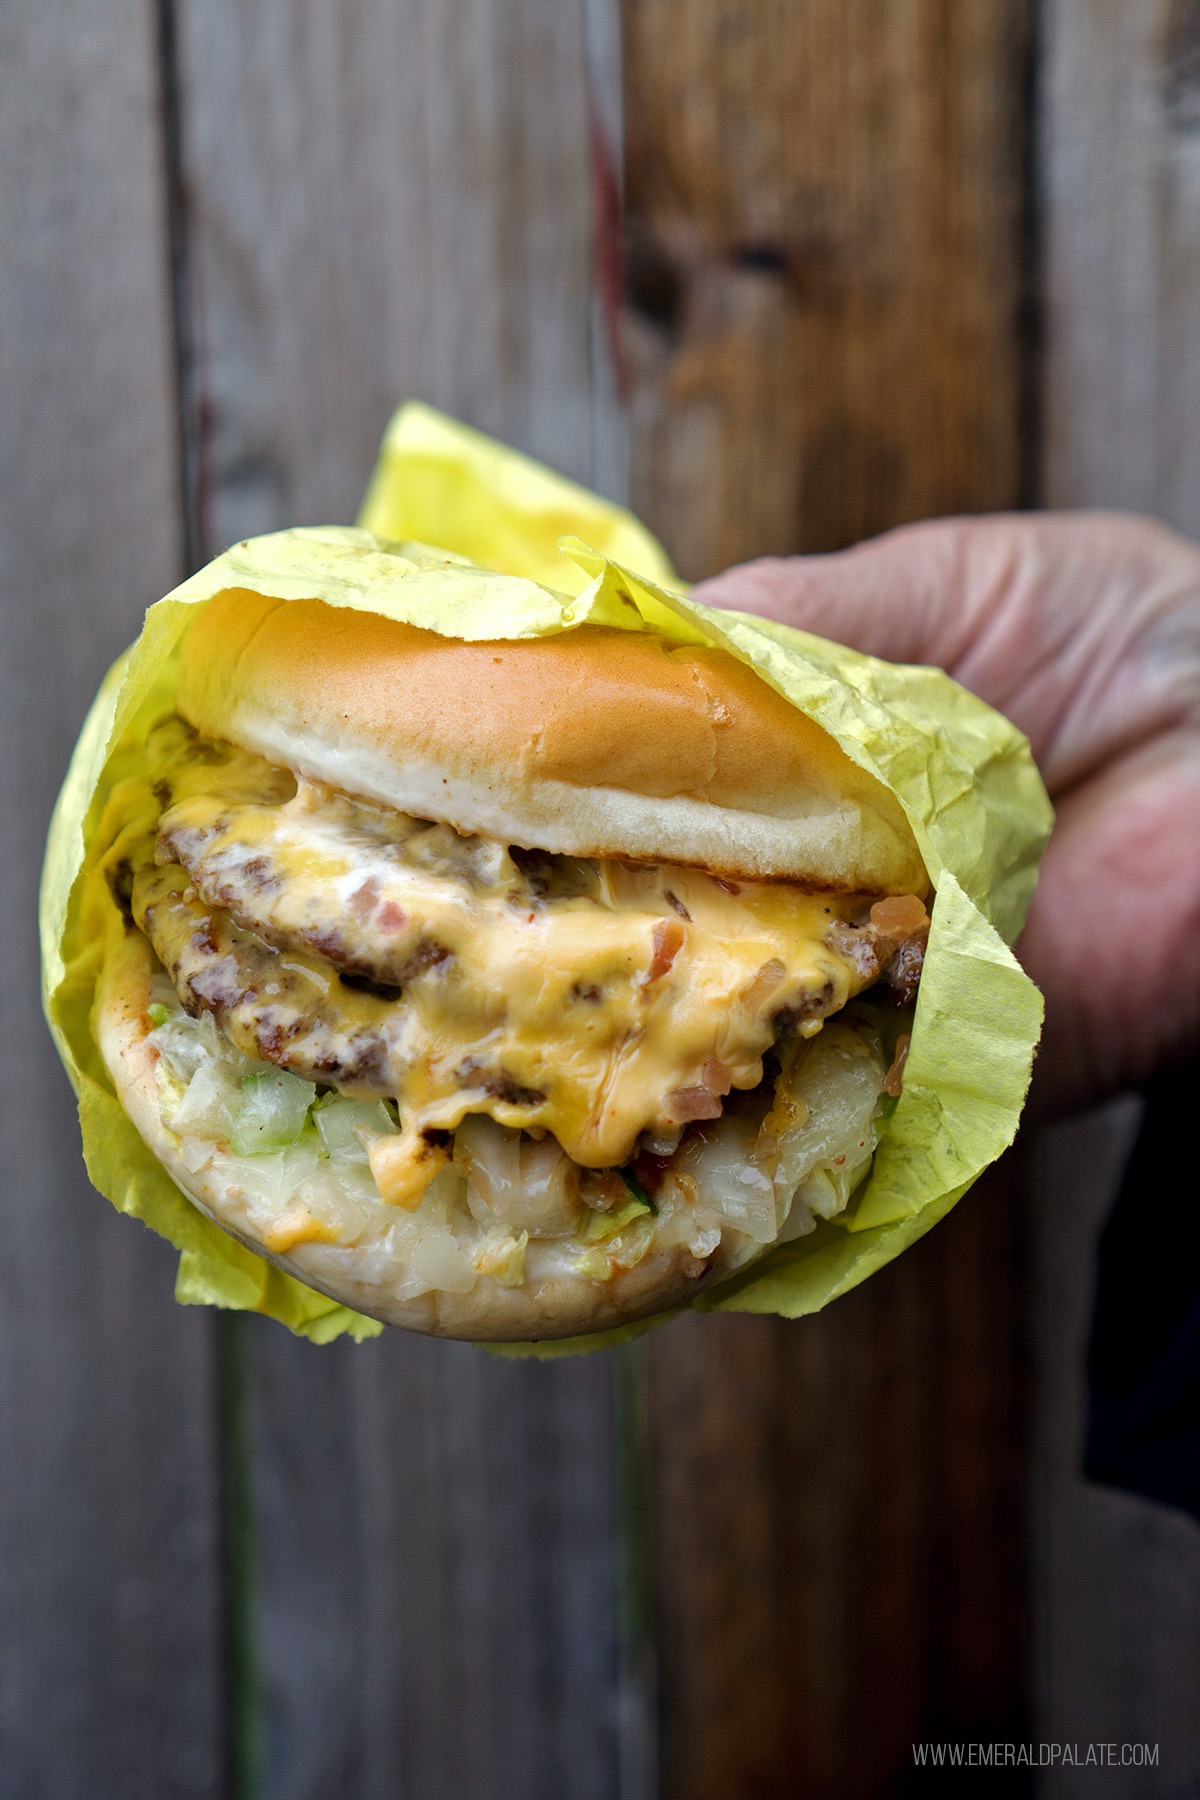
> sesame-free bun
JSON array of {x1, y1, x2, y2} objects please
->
[
  {"x1": 177, "y1": 588, "x2": 927, "y2": 893},
  {"x1": 94, "y1": 919, "x2": 743, "y2": 1340}
]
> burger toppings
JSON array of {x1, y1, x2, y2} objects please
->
[
  {"x1": 99, "y1": 715, "x2": 928, "y2": 1298},
  {"x1": 125, "y1": 719, "x2": 927, "y2": 1188},
  {"x1": 826, "y1": 894, "x2": 930, "y2": 1002},
  {"x1": 143, "y1": 988, "x2": 892, "y2": 1297},
  {"x1": 132, "y1": 861, "x2": 397, "y2": 1093}
]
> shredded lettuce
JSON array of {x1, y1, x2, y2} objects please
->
[
  {"x1": 619, "y1": 1167, "x2": 657, "y2": 1214},
  {"x1": 151, "y1": 1008, "x2": 230, "y2": 1086},
  {"x1": 474, "y1": 1226, "x2": 529, "y2": 1287},
  {"x1": 313, "y1": 1094, "x2": 396, "y2": 1163},
  {"x1": 230, "y1": 1068, "x2": 318, "y2": 1156},
  {"x1": 578, "y1": 1194, "x2": 651, "y2": 1246},
  {"x1": 574, "y1": 1212, "x2": 656, "y2": 1281}
]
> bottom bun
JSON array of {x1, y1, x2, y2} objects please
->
[{"x1": 94, "y1": 918, "x2": 752, "y2": 1340}]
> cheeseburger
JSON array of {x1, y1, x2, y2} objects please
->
[{"x1": 91, "y1": 587, "x2": 931, "y2": 1340}]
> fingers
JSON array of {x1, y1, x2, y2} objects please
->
[
  {"x1": 696, "y1": 513, "x2": 1200, "y2": 1117},
  {"x1": 693, "y1": 519, "x2": 987, "y2": 668},
  {"x1": 694, "y1": 512, "x2": 1200, "y2": 792},
  {"x1": 1018, "y1": 733, "x2": 1200, "y2": 1113}
]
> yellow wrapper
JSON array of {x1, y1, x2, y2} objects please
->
[{"x1": 41, "y1": 404, "x2": 1053, "y2": 1350}]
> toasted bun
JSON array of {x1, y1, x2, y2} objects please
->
[
  {"x1": 177, "y1": 589, "x2": 927, "y2": 892},
  {"x1": 95, "y1": 920, "x2": 744, "y2": 1341}
]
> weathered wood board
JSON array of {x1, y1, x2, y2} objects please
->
[
  {"x1": 620, "y1": 5, "x2": 1034, "y2": 1792},
  {"x1": 1044, "y1": 0, "x2": 1200, "y2": 531},
  {"x1": 645, "y1": 1170, "x2": 1029, "y2": 1800},
  {"x1": 1038, "y1": 3, "x2": 1200, "y2": 1787},
  {"x1": 169, "y1": 1, "x2": 634, "y2": 1793},
  {"x1": 1031, "y1": 1105, "x2": 1200, "y2": 1794},
  {"x1": 242, "y1": 1330, "x2": 621, "y2": 1799},
  {"x1": 172, "y1": 0, "x2": 608, "y2": 550},
  {"x1": 621, "y1": 0, "x2": 1032, "y2": 576},
  {"x1": 0, "y1": 3, "x2": 227, "y2": 1795}
]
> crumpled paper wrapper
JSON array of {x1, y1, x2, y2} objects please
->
[{"x1": 41, "y1": 402, "x2": 1053, "y2": 1350}]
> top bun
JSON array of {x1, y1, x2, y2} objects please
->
[{"x1": 177, "y1": 588, "x2": 927, "y2": 892}]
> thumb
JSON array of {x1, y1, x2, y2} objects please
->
[
  {"x1": 692, "y1": 511, "x2": 1200, "y2": 792},
  {"x1": 691, "y1": 519, "x2": 992, "y2": 670}
]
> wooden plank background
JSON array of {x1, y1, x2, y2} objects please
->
[
  {"x1": 622, "y1": 0, "x2": 1032, "y2": 576},
  {"x1": 621, "y1": 6, "x2": 1035, "y2": 1794},
  {"x1": 1035, "y1": 3, "x2": 1200, "y2": 1786},
  {"x1": 3, "y1": 0, "x2": 1199, "y2": 1795},
  {"x1": 0, "y1": 5, "x2": 227, "y2": 1797},
  {"x1": 168, "y1": 3, "x2": 633, "y2": 1797}
]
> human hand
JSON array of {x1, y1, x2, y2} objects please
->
[{"x1": 693, "y1": 514, "x2": 1200, "y2": 1117}]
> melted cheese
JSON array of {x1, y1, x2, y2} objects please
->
[{"x1": 136, "y1": 718, "x2": 902, "y2": 1203}]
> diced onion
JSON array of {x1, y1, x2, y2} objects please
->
[
  {"x1": 664, "y1": 1086, "x2": 723, "y2": 1124},
  {"x1": 177, "y1": 1135, "x2": 217, "y2": 1175},
  {"x1": 740, "y1": 957, "x2": 786, "y2": 1012},
  {"x1": 640, "y1": 1125, "x2": 684, "y2": 1157},
  {"x1": 883, "y1": 1034, "x2": 911, "y2": 1098},
  {"x1": 165, "y1": 1062, "x2": 238, "y2": 1142},
  {"x1": 700, "y1": 1058, "x2": 733, "y2": 1096},
  {"x1": 869, "y1": 894, "x2": 928, "y2": 938}
]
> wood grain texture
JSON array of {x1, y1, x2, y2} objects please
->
[
  {"x1": 1038, "y1": 5, "x2": 1200, "y2": 1786},
  {"x1": 174, "y1": 0, "x2": 613, "y2": 552},
  {"x1": 0, "y1": 3, "x2": 226, "y2": 1796},
  {"x1": 170, "y1": 2, "x2": 632, "y2": 1793},
  {"x1": 245, "y1": 1327, "x2": 620, "y2": 1800},
  {"x1": 621, "y1": 0, "x2": 1032, "y2": 578},
  {"x1": 647, "y1": 1168, "x2": 1029, "y2": 1800},
  {"x1": 1043, "y1": 0, "x2": 1200, "y2": 525},
  {"x1": 1030, "y1": 1104, "x2": 1200, "y2": 1796},
  {"x1": 621, "y1": 7, "x2": 1034, "y2": 1794}
]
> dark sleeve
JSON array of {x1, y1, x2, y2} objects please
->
[{"x1": 1085, "y1": 1054, "x2": 1200, "y2": 1519}]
